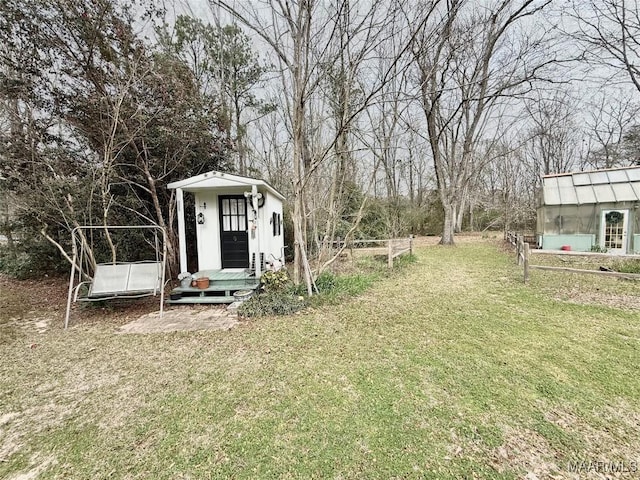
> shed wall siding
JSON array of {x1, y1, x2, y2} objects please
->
[
  {"x1": 194, "y1": 191, "x2": 221, "y2": 271},
  {"x1": 193, "y1": 188, "x2": 285, "y2": 273},
  {"x1": 258, "y1": 191, "x2": 285, "y2": 266}
]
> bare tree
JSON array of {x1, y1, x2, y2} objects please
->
[
  {"x1": 412, "y1": 0, "x2": 556, "y2": 244},
  {"x1": 567, "y1": 0, "x2": 640, "y2": 94},
  {"x1": 523, "y1": 88, "x2": 583, "y2": 177},
  {"x1": 583, "y1": 91, "x2": 640, "y2": 169},
  {"x1": 479, "y1": 139, "x2": 536, "y2": 232},
  {"x1": 212, "y1": 0, "x2": 430, "y2": 293},
  {"x1": 247, "y1": 101, "x2": 293, "y2": 194},
  {"x1": 315, "y1": 1, "x2": 364, "y2": 263},
  {"x1": 352, "y1": 19, "x2": 416, "y2": 239}
]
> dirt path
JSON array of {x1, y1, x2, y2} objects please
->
[
  {"x1": 0, "y1": 273, "x2": 241, "y2": 335},
  {"x1": 118, "y1": 306, "x2": 239, "y2": 334}
]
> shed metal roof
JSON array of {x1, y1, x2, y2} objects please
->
[{"x1": 541, "y1": 166, "x2": 640, "y2": 205}]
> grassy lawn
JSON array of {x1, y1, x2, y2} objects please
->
[{"x1": 2, "y1": 239, "x2": 640, "y2": 479}]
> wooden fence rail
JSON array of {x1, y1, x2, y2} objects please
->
[
  {"x1": 506, "y1": 231, "x2": 640, "y2": 282},
  {"x1": 387, "y1": 237, "x2": 413, "y2": 268},
  {"x1": 329, "y1": 236, "x2": 413, "y2": 268}
]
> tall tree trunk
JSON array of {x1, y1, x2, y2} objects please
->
[
  {"x1": 455, "y1": 193, "x2": 466, "y2": 232},
  {"x1": 293, "y1": 182, "x2": 313, "y2": 294},
  {"x1": 408, "y1": 154, "x2": 415, "y2": 204},
  {"x1": 320, "y1": 144, "x2": 346, "y2": 265},
  {"x1": 142, "y1": 161, "x2": 179, "y2": 279},
  {"x1": 235, "y1": 95, "x2": 246, "y2": 175},
  {"x1": 440, "y1": 199, "x2": 455, "y2": 245}
]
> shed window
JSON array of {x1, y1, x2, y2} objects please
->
[
  {"x1": 221, "y1": 197, "x2": 246, "y2": 232},
  {"x1": 272, "y1": 212, "x2": 281, "y2": 236}
]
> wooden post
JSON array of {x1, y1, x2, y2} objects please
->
[
  {"x1": 176, "y1": 188, "x2": 188, "y2": 274},
  {"x1": 516, "y1": 235, "x2": 521, "y2": 265},
  {"x1": 409, "y1": 235, "x2": 413, "y2": 255},
  {"x1": 388, "y1": 238, "x2": 393, "y2": 269},
  {"x1": 523, "y1": 242, "x2": 530, "y2": 283}
]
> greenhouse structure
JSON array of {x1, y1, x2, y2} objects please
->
[{"x1": 537, "y1": 166, "x2": 640, "y2": 254}]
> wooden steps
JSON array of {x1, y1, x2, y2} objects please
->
[
  {"x1": 167, "y1": 295, "x2": 237, "y2": 305},
  {"x1": 167, "y1": 269, "x2": 259, "y2": 305}
]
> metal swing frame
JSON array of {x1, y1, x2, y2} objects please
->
[{"x1": 64, "y1": 225, "x2": 167, "y2": 329}]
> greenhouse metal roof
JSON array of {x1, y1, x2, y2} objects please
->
[{"x1": 541, "y1": 166, "x2": 640, "y2": 205}]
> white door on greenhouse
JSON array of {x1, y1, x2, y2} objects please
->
[{"x1": 600, "y1": 209, "x2": 629, "y2": 254}]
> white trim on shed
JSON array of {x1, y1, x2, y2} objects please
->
[
  {"x1": 168, "y1": 171, "x2": 285, "y2": 277},
  {"x1": 167, "y1": 170, "x2": 285, "y2": 200}
]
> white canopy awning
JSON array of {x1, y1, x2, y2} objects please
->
[{"x1": 167, "y1": 170, "x2": 285, "y2": 200}]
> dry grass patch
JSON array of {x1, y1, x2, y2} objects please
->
[{"x1": 525, "y1": 253, "x2": 640, "y2": 311}]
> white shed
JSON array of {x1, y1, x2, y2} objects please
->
[{"x1": 168, "y1": 171, "x2": 285, "y2": 283}]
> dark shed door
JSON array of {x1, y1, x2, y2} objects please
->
[{"x1": 219, "y1": 196, "x2": 249, "y2": 268}]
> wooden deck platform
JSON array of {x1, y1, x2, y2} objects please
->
[{"x1": 167, "y1": 269, "x2": 259, "y2": 305}]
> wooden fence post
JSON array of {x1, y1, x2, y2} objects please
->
[
  {"x1": 523, "y1": 242, "x2": 530, "y2": 283},
  {"x1": 409, "y1": 235, "x2": 413, "y2": 255},
  {"x1": 388, "y1": 239, "x2": 393, "y2": 269}
]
